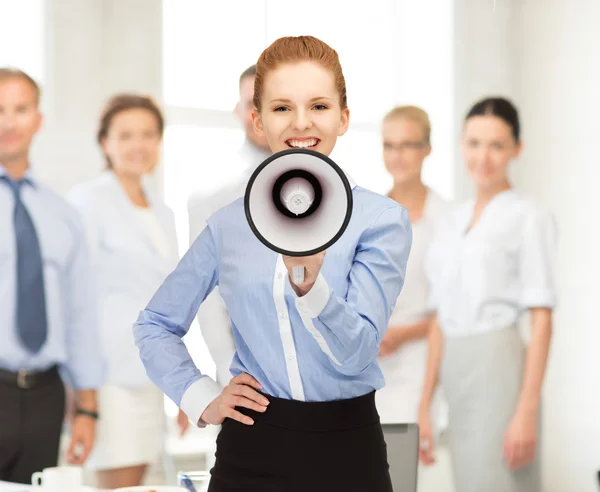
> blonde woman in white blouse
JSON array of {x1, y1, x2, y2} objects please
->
[
  {"x1": 376, "y1": 106, "x2": 447, "y2": 429},
  {"x1": 418, "y1": 97, "x2": 556, "y2": 492}
]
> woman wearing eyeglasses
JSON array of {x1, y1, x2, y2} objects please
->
[{"x1": 376, "y1": 106, "x2": 447, "y2": 443}]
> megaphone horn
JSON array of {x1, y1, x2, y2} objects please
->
[{"x1": 244, "y1": 149, "x2": 353, "y2": 285}]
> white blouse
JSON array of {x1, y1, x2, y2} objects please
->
[
  {"x1": 67, "y1": 172, "x2": 179, "y2": 386},
  {"x1": 376, "y1": 189, "x2": 448, "y2": 423},
  {"x1": 426, "y1": 189, "x2": 557, "y2": 338}
]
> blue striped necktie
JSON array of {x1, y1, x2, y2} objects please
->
[{"x1": 2, "y1": 176, "x2": 48, "y2": 353}]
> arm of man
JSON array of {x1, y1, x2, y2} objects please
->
[{"x1": 62, "y1": 214, "x2": 104, "y2": 465}]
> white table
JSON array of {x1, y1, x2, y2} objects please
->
[
  {"x1": 0, "y1": 481, "x2": 31, "y2": 491},
  {"x1": 0, "y1": 483, "x2": 99, "y2": 492}
]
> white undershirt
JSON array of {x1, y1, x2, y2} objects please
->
[
  {"x1": 134, "y1": 207, "x2": 170, "y2": 260},
  {"x1": 376, "y1": 188, "x2": 448, "y2": 423}
]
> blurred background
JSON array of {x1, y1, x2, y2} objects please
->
[{"x1": 0, "y1": 0, "x2": 598, "y2": 490}]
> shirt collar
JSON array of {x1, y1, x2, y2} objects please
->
[
  {"x1": 103, "y1": 169, "x2": 157, "y2": 207},
  {"x1": 345, "y1": 172, "x2": 357, "y2": 189},
  {"x1": 240, "y1": 139, "x2": 271, "y2": 173},
  {"x1": 0, "y1": 163, "x2": 37, "y2": 189}
]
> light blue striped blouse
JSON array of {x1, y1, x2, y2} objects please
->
[{"x1": 133, "y1": 184, "x2": 412, "y2": 425}]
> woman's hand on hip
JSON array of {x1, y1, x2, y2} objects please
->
[{"x1": 200, "y1": 373, "x2": 269, "y2": 426}]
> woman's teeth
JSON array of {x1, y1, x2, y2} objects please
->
[{"x1": 287, "y1": 138, "x2": 318, "y2": 148}]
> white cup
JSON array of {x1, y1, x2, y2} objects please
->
[{"x1": 31, "y1": 466, "x2": 83, "y2": 492}]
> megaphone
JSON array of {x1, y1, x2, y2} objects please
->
[{"x1": 244, "y1": 148, "x2": 353, "y2": 285}]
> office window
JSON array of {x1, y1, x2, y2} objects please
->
[
  {"x1": 0, "y1": 0, "x2": 44, "y2": 81},
  {"x1": 163, "y1": 0, "x2": 266, "y2": 111}
]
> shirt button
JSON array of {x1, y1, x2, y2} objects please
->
[
  {"x1": 279, "y1": 312, "x2": 286, "y2": 319},
  {"x1": 287, "y1": 354, "x2": 294, "y2": 360},
  {"x1": 277, "y1": 272, "x2": 283, "y2": 279}
]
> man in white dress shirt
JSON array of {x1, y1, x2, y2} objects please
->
[{"x1": 187, "y1": 65, "x2": 270, "y2": 386}]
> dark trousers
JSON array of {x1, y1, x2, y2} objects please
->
[{"x1": 0, "y1": 368, "x2": 65, "y2": 484}]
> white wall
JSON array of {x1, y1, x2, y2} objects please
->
[
  {"x1": 514, "y1": 1, "x2": 600, "y2": 491},
  {"x1": 392, "y1": 0, "x2": 455, "y2": 201},
  {"x1": 453, "y1": 0, "x2": 520, "y2": 201},
  {"x1": 31, "y1": 0, "x2": 162, "y2": 196}
]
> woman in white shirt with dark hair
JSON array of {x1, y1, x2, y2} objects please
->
[
  {"x1": 418, "y1": 97, "x2": 557, "y2": 492},
  {"x1": 376, "y1": 105, "x2": 447, "y2": 429},
  {"x1": 67, "y1": 94, "x2": 187, "y2": 489}
]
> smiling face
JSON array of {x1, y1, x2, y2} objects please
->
[
  {"x1": 462, "y1": 114, "x2": 521, "y2": 191},
  {"x1": 100, "y1": 108, "x2": 162, "y2": 178},
  {"x1": 252, "y1": 61, "x2": 349, "y2": 156},
  {"x1": 382, "y1": 117, "x2": 431, "y2": 185},
  {"x1": 0, "y1": 76, "x2": 42, "y2": 165}
]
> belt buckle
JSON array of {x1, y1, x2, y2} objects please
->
[{"x1": 17, "y1": 369, "x2": 31, "y2": 389}]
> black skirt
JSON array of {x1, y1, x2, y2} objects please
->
[{"x1": 208, "y1": 390, "x2": 393, "y2": 492}]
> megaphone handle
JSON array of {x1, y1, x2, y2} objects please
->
[{"x1": 292, "y1": 265, "x2": 305, "y2": 285}]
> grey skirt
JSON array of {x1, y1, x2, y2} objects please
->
[{"x1": 441, "y1": 327, "x2": 541, "y2": 492}]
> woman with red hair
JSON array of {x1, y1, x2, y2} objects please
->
[{"x1": 134, "y1": 36, "x2": 413, "y2": 492}]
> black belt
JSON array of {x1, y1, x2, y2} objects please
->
[{"x1": 0, "y1": 365, "x2": 60, "y2": 389}]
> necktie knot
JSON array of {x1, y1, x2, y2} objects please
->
[{"x1": 1, "y1": 175, "x2": 25, "y2": 198}]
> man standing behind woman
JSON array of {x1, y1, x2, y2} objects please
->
[
  {"x1": 0, "y1": 67, "x2": 103, "y2": 485},
  {"x1": 376, "y1": 106, "x2": 447, "y2": 438},
  {"x1": 67, "y1": 95, "x2": 185, "y2": 489},
  {"x1": 187, "y1": 64, "x2": 271, "y2": 387}
]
